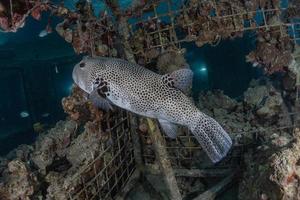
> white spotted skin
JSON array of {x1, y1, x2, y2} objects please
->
[
  {"x1": 73, "y1": 56, "x2": 232, "y2": 163},
  {"x1": 73, "y1": 57, "x2": 198, "y2": 126}
]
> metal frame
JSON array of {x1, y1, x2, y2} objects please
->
[
  {"x1": 65, "y1": 1, "x2": 300, "y2": 199},
  {"x1": 67, "y1": 110, "x2": 136, "y2": 200},
  {"x1": 128, "y1": 0, "x2": 300, "y2": 63}
]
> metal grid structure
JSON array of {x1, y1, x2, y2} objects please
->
[
  {"x1": 67, "y1": 110, "x2": 136, "y2": 200},
  {"x1": 128, "y1": 0, "x2": 300, "y2": 64},
  {"x1": 65, "y1": 1, "x2": 300, "y2": 199},
  {"x1": 141, "y1": 132, "x2": 242, "y2": 169},
  {"x1": 140, "y1": 113, "x2": 298, "y2": 169}
]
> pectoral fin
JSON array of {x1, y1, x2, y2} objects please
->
[
  {"x1": 89, "y1": 89, "x2": 113, "y2": 111},
  {"x1": 162, "y1": 68, "x2": 193, "y2": 94},
  {"x1": 158, "y1": 119, "x2": 178, "y2": 139}
]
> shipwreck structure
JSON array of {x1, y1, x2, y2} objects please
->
[{"x1": 0, "y1": 0, "x2": 300, "y2": 199}]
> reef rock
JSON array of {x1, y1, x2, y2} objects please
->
[
  {"x1": 156, "y1": 50, "x2": 188, "y2": 74},
  {"x1": 6, "y1": 144, "x2": 33, "y2": 162},
  {"x1": 45, "y1": 121, "x2": 106, "y2": 200},
  {"x1": 197, "y1": 90, "x2": 253, "y2": 142},
  {"x1": 239, "y1": 128, "x2": 300, "y2": 200},
  {"x1": 244, "y1": 82, "x2": 283, "y2": 120},
  {"x1": 62, "y1": 85, "x2": 103, "y2": 126},
  {"x1": 31, "y1": 120, "x2": 77, "y2": 174},
  {"x1": 269, "y1": 128, "x2": 300, "y2": 199},
  {"x1": 0, "y1": 160, "x2": 38, "y2": 200}
]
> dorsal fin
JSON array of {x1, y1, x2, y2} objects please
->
[{"x1": 161, "y1": 68, "x2": 193, "y2": 94}]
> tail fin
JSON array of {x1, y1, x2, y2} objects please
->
[{"x1": 190, "y1": 113, "x2": 232, "y2": 163}]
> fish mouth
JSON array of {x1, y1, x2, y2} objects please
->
[
  {"x1": 72, "y1": 66, "x2": 79, "y2": 85},
  {"x1": 72, "y1": 66, "x2": 92, "y2": 94}
]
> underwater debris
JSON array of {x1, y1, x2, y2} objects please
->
[
  {"x1": 129, "y1": 10, "x2": 182, "y2": 65},
  {"x1": 176, "y1": 0, "x2": 253, "y2": 47},
  {"x1": 197, "y1": 80, "x2": 291, "y2": 144},
  {"x1": 288, "y1": 46, "x2": 300, "y2": 89},
  {"x1": 244, "y1": 83, "x2": 283, "y2": 120},
  {"x1": 197, "y1": 90, "x2": 247, "y2": 140},
  {"x1": 55, "y1": 12, "x2": 117, "y2": 57},
  {"x1": 156, "y1": 50, "x2": 188, "y2": 74},
  {"x1": 0, "y1": 116, "x2": 112, "y2": 200},
  {"x1": 246, "y1": 30, "x2": 294, "y2": 74},
  {"x1": 238, "y1": 128, "x2": 300, "y2": 200},
  {"x1": 6, "y1": 144, "x2": 33, "y2": 162},
  {"x1": 55, "y1": 0, "x2": 118, "y2": 57},
  {"x1": 269, "y1": 128, "x2": 300, "y2": 199},
  {"x1": 285, "y1": 0, "x2": 300, "y2": 19},
  {"x1": 0, "y1": 159, "x2": 38, "y2": 200},
  {"x1": 33, "y1": 122, "x2": 46, "y2": 134},
  {"x1": 31, "y1": 120, "x2": 77, "y2": 174},
  {"x1": 62, "y1": 85, "x2": 103, "y2": 127},
  {"x1": 0, "y1": 0, "x2": 50, "y2": 32},
  {"x1": 45, "y1": 123, "x2": 107, "y2": 200}
]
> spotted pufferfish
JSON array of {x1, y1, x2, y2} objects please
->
[{"x1": 72, "y1": 56, "x2": 232, "y2": 163}]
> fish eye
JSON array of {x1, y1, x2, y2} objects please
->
[{"x1": 79, "y1": 62, "x2": 85, "y2": 68}]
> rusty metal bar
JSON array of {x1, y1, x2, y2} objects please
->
[
  {"x1": 145, "y1": 164, "x2": 232, "y2": 177},
  {"x1": 146, "y1": 118, "x2": 182, "y2": 200},
  {"x1": 192, "y1": 173, "x2": 236, "y2": 200}
]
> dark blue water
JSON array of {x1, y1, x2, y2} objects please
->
[
  {"x1": 0, "y1": 59, "x2": 77, "y2": 155},
  {"x1": 0, "y1": 13, "x2": 79, "y2": 154},
  {"x1": 184, "y1": 32, "x2": 259, "y2": 99}
]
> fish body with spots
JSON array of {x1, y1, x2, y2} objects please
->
[{"x1": 72, "y1": 57, "x2": 232, "y2": 163}]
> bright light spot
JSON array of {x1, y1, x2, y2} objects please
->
[
  {"x1": 198, "y1": 64, "x2": 208, "y2": 75},
  {"x1": 200, "y1": 67, "x2": 207, "y2": 72}
]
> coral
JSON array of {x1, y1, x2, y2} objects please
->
[
  {"x1": 238, "y1": 128, "x2": 300, "y2": 200},
  {"x1": 197, "y1": 79, "x2": 290, "y2": 145},
  {"x1": 243, "y1": 83, "x2": 283, "y2": 120},
  {"x1": 285, "y1": 0, "x2": 300, "y2": 19},
  {"x1": 197, "y1": 90, "x2": 251, "y2": 141},
  {"x1": 269, "y1": 128, "x2": 300, "y2": 199},
  {"x1": 0, "y1": 0, "x2": 50, "y2": 32},
  {"x1": 176, "y1": 0, "x2": 257, "y2": 47},
  {"x1": 0, "y1": 117, "x2": 109, "y2": 200},
  {"x1": 173, "y1": 0, "x2": 296, "y2": 75},
  {"x1": 129, "y1": 19, "x2": 181, "y2": 65},
  {"x1": 0, "y1": 160, "x2": 38, "y2": 200},
  {"x1": 156, "y1": 50, "x2": 188, "y2": 74},
  {"x1": 288, "y1": 45, "x2": 300, "y2": 88},
  {"x1": 62, "y1": 85, "x2": 103, "y2": 127},
  {"x1": 246, "y1": 30, "x2": 294, "y2": 74},
  {"x1": 6, "y1": 144, "x2": 33, "y2": 162},
  {"x1": 55, "y1": 1, "x2": 118, "y2": 57},
  {"x1": 45, "y1": 123, "x2": 106, "y2": 200},
  {"x1": 31, "y1": 120, "x2": 77, "y2": 174}
]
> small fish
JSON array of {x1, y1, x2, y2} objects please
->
[
  {"x1": 252, "y1": 62, "x2": 259, "y2": 67},
  {"x1": 72, "y1": 57, "x2": 232, "y2": 163},
  {"x1": 38, "y1": 24, "x2": 52, "y2": 38},
  {"x1": 20, "y1": 111, "x2": 30, "y2": 118},
  {"x1": 55, "y1": 65, "x2": 59, "y2": 74},
  {"x1": 38, "y1": 30, "x2": 48, "y2": 38},
  {"x1": 41, "y1": 113, "x2": 50, "y2": 118}
]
